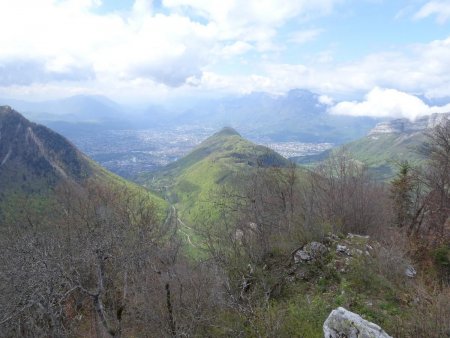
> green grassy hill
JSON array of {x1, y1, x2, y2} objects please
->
[{"x1": 142, "y1": 127, "x2": 289, "y2": 223}]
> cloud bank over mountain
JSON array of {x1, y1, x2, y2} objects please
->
[{"x1": 330, "y1": 87, "x2": 450, "y2": 120}]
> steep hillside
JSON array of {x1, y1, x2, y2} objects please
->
[
  {"x1": 0, "y1": 106, "x2": 93, "y2": 196},
  {"x1": 337, "y1": 133, "x2": 426, "y2": 178},
  {"x1": 0, "y1": 106, "x2": 166, "y2": 219},
  {"x1": 295, "y1": 113, "x2": 450, "y2": 179},
  {"x1": 143, "y1": 127, "x2": 289, "y2": 222}
]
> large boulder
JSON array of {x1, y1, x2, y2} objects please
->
[{"x1": 323, "y1": 307, "x2": 392, "y2": 338}]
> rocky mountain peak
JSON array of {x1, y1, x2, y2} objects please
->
[
  {"x1": 0, "y1": 105, "x2": 27, "y2": 122},
  {"x1": 368, "y1": 112, "x2": 450, "y2": 135}
]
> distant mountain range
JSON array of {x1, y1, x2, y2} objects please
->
[
  {"x1": 0, "y1": 95, "x2": 122, "y2": 122},
  {"x1": 176, "y1": 89, "x2": 381, "y2": 143},
  {"x1": 1, "y1": 89, "x2": 383, "y2": 144},
  {"x1": 3, "y1": 91, "x2": 449, "y2": 184},
  {"x1": 295, "y1": 112, "x2": 450, "y2": 179},
  {"x1": 0, "y1": 95, "x2": 132, "y2": 140}
]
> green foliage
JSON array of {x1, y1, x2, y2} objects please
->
[
  {"x1": 433, "y1": 245, "x2": 450, "y2": 283},
  {"x1": 390, "y1": 161, "x2": 416, "y2": 228},
  {"x1": 0, "y1": 190, "x2": 56, "y2": 225},
  {"x1": 0, "y1": 156, "x2": 168, "y2": 225},
  {"x1": 281, "y1": 296, "x2": 330, "y2": 338},
  {"x1": 434, "y1": 245, "x2": 450, "y2": 267}
]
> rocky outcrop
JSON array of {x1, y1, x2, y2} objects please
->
[
  {"x1": 293, "y1": 241, "x2": 328, "y2": 263},
  {"x1": 323, "y1": 307, "x2": 392, "y2": 338},
  {"x1": 369, "y1": 112, "x2": 450, "y2": 135},
  {"x1": 369, "y1": 119, "x2": 407, "y2": 135}
]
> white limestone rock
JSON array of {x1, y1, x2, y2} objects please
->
[
  {"x1": 323, "y1": 307, "x2": 392, "y2": 338},
  {"x1": 368, "y1": 112, "x2": 449, "y2": 136}
]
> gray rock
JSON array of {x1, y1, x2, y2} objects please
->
[
  {"x1": 323, "y1": 307, "x2": 392, "y2": 338},
  {"x1": 304, "y1": 241, "x2": 328, "y2": 258},
  {"x1": 294, "y1": 250, "x2": 311, "y2": 263},
  {"x1": 294, "y1": 241, "x2": 328, "y2": 263},
  {"x1": 405, "y1": 265, "x2": 417, "y2": 278},
  {"x1": 336, "y1": 245, "x2": 351, "y2": 256}
]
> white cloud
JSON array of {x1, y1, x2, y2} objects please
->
[
  {"x1": 220, "y1": 41, "x2": 254, "y2": 58},
  {"x1": 289, "y1": 29, "x2": 323, "y2": 44},
  {"x1": 155, "y1": 33, "x2": 450, "y2": 108},
  {"x1": 0, "y1": 0, "x2": 215, "y2": 87},
  {"x1": 318, "y1": 95, "x2": 334, "y2": 105},
  {"x1": 132, "y1": 0, "x2": 153, "y2": 16},
  {"x1": 329, "y1": 87, "x2": 450, "y2": 120},
  {"x1": 331, "y1": 37, "x2": 450, "y2": 97},
  {"x1": 0, "y1": 0, "x2": 344, "y2": 93},
  {"x1": 0, "y1": 59, "x2": 94, "y2": 86},
  {"x1": 414, "y1": 1, "x2": 450, "y2": 24},
  {"x1": 163, "y1": 0, "x2": 339, "y2": 29},
  {"x1": 249, "y1": 36, "x2": 450, "y2": 99},
  {"x1": 0, "y1": 0, "x2": 449, "y2": 109},
  {"x1": 163, "y1": 0, "x2": 341, "y2": 46},
  {"x1": 188, "y1": 32, "x2": 450, "y2": 100},
  {"x1": 0, "y1": 75, "x2": 173, "y2": 104},
  {"x1": 192, "y1": 71, "x2": 277, "y2": 95}
]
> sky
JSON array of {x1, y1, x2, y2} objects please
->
[{"x1": 0, "y1": 0, "x2": 450, "y2": 119}]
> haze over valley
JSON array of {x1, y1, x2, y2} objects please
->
[{"x1": 1, "y1": 91, "x2": 353, "y2": 178}]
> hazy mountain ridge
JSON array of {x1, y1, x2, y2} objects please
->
[
  {"x1": 0, "y1": 95, "x2": 122, "y2": 121},
  {"x1": 2, "y1": 90, "x2": 382, "y2": 144},
  {"x1": 176, "y1": 89, "x2": 381, "y2": 143},
  {"x1": 0, "y1": 91, "x2": 382, "y2": 183}
]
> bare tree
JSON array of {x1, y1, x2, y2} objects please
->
[
  {"x1": 420, "y1": 121, "x2": 450, "y2": 236},
  {"x1": 312, "y1": 149, "x2": 390, "y2": 235},
  {"x1": 0, "y1": 180, "x2": 217, "y2": 337}
]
